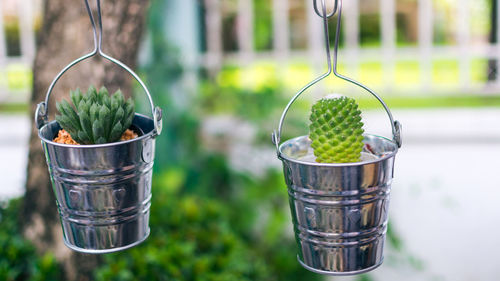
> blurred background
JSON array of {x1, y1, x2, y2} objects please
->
[{"x1": 0, "y1": 0, "x2": 499, "y2": 280}]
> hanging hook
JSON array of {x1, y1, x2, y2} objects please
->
[
  {"x1": 313, "y1": 0, "x2": 338, "y2": 19},
  {"x1": 84, "y1": 0, "x2": 103, "y2": 53}
]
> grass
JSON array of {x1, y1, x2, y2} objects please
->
[
  {"x1": 358, "y1": 95, "x2": 500, "y2": 109},
  {"x1": 0, "y1": 64, "x2": 32, "y2": 114},
  {"x1": 0, "y1": 103, "x2": 29, "y2": 113},
  {"x1": 214, "y1": 60, "x2": 500, "y2": 111},
  {"x1": 0, "y1": 64, "x2": 32, "y2": 91},
  {"x1": 220, "y1": 58, "x2": 499, "y2": 91}
]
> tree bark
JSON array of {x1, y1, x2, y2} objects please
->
[{"x1": 21, "y1": 0, "x2": 149, "y2": 280}]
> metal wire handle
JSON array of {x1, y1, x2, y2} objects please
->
[
  {"x1": 272, "y1": 0, "x2": 402, "y2": 154},
  {"x1": 35, "y1": 0, "x2": 162, "y2": 137}
]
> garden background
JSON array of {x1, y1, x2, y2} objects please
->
[{"x1": 0, "y1": 0, "x2": 499, "y2": 280}]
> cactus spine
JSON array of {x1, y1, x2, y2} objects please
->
[
  {"x1": 309, "y1": 96, "x2": 365, "y2": 163},
  {"x1": 55, "y1": 86, "x2": 135, "y2": 144}
]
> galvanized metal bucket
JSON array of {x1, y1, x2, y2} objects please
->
[
  {"x1": 271, "y1": 0, "x2": 402, "y2": 274},
  {"x1": 34, "y1": 0, "x2": 163, "y2": 254},
  {"x1": 37, "y1": 113, "x2": 161, "y2": 254},
  {"x1": 277, "y1": 134, "x2": 398, "y2": 275}
]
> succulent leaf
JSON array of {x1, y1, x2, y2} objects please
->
[
  {"x1": 99, "y1": 105, "x2": 111, "y2": 139},
  {"x1": 112, "y1": 90, "x2": 124, "y2": 106},
  {"x1": 55, "y1": 86, "x2": 135, "y2": 144},
  {"x1": 309, "y1": 96, "x2": 365, "y2": 163},
  {"x1": 89, "y1": 103, "x2": 99, "y2": 127},
  {"x1": 123, "y1": 114, "x2": 134, "y2": 135},
  {"x1": 99, "y1": 86, "x2": 109, "y2": 97},
  {"x1": 55, "y1": 115, "x2": 77, "y2": 136},
  {"x1": 59, "y1": 100, "x2": 81, "y2": 131},
  {"x1": 77, "y1": 131, "x2": 91, "y2": 144},
  {"x1": 109, "y1": 121, "x2": 123, "y2": 142},
  {"x1": 122, "y1": 99, "x2": 134, "y2": 130},
  {"x1": 70, "y1": 89, "x2": 83, "y2": 111},
  {"x1": 102, "y1": 92, "x2": 111, "y2": 108},
  {"x1": 92, "y1": 119, "x2": 104, "y2": 143},
  {"x1": 79, "y1": 109, "x2": 93, "y2": 144},
  {"x1": 113, "y1": 107, "x2": 125, "y2": 128},
  {"x1": 87, "y1": 86, "x2": 97, "y2": 102}
]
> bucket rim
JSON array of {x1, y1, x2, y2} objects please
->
[
  {"x1": 63, "y1": 227, "x2": 150, "y2": 254},
  {"x1": 38, "y1": 113, "x2": 154, "y2": 149},
  {"x1": 297, "y1": 255, "x2": 383, "y2": 276},
  {"x1": 278, "y1": 134, "x2": 398, "y2": 167}
]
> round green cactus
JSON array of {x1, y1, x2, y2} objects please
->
[
  {"x1": 309, "y1": 96, "x2": 365, "y2": 163},
  {"x1": 55, "y1": 86, "x2": 135, "y2": 144}
]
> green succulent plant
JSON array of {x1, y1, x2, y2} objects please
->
[
  {"x1": 309, "y1": 96, "x2": 365, "y2": 163},
  {"x1": 55, "y1": 86, "x2": 135, "y2": 144}
]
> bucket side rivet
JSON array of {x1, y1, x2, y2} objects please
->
[{"x1": 141, "y1": 141, "x2": 153, "y2": 163}]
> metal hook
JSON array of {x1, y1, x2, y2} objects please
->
[
  {"x1": 36, "y1": 0, "x2": 162, "y2": 137},
  {"x1": 83, "y1": 0, "x2": 103, "y2": 53},
  {"x1": 313, "y1": 0, "x2": 338, "y2": 19}
]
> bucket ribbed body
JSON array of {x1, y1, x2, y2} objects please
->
[
  {"x1": 279, "y1": 135, "x2": 397, "y2": 275},
  {"x1": 39, "y1": 114, "x2": 156, "y2": 254}
]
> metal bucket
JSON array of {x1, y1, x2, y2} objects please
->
[
  {"x1": 271, "y1": 0, "x2": 403, "y2": 274},
  {"x1": 38, "y1": 113, "x2": 158, "y2": 254},
  {"x1": 278, "y1": 134, "x2": 398, "y2": 275},
  {"x1": 34, "y1": 0, "x2": 163, "y2": 253}
]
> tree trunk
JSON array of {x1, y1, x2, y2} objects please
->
[{"x1": 21, "y1": 0, "x2": 149, "y2": 280}]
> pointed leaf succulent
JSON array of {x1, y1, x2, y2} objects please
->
[
  {"x1": 55, "y1": 86, "x2": 135, "y2": 144},
  {"x1": 309, "y1": 96, "x2": 365, "y2": 163}
]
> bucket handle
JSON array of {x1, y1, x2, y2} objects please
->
[
  {"x1": 271, "y1": 0, "x2": 402, "y2": 155},
  {"x1": 35, "y1": 0, "x2": 162, "y2": 137}
]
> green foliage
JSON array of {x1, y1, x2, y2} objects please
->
[
  {"x1": 198, "y1": 63, "x2": 290, "y2": 145},
  {"x1": 0, "y1": 199, "x2": 62, "y2": 281},
  {"x1": 254, "y1": 0, "x2": 273, "y2": 50},
  {"x1": 93, "y1": 168, "x2": 323, "y2": 281},
  {"x1": 55, "y1": 86, "x2": 135, "y2": 144},
  {"x1": 309, "y1": 96, "x2": 365, "y2": 163},
  {"x1": 226, "y1": 170, "x2": 324, "y2": 281},
  {"x1": 356, "y1": 275, "x2": 375, "y2": 281},
  {"x1": 199, "y1": 78, "x2": 284, "y2": 123},
  {"x1": 359, "y1": 14, "x2": 381, "y2": 47},
  {"x1": 94, "y1": 186, "x2": 268, "y2": 281},
  {"x1": 4, "y1": 18, "x2": 20, "y2": 56}
]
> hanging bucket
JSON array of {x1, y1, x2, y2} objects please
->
[
  {"x1": 37, "y1": 112, "x2": 160, "y2": 254},
  {"x1": 278, "y1": 135, "x2": 398, "y2": 274},
  {"x1": 34, "y1": 0, "x2": 163, "y2": 254},
  {"x1": 271, "y1": 0, "x2": 402, "y2": 275}
]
